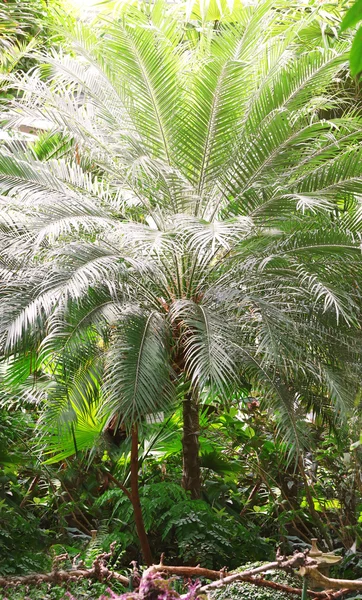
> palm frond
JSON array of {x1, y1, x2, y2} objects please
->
[
  {"x1": 102, "y1": 309, "x2": 175, "y2": 425},
  {"x1": 170, "y1": 299, "x2": 240, "y2": 393}
]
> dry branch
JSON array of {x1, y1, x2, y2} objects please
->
[
  {"x1": 154, "y1": 553, "x2": 346, "y2": 599},
  {"x1": 0, "y1": 543, "x2": 129, "y2": 589},
  {"x1": 220, "y1": 576, "x2": 347, "y2": 599},
  {"x1": 153, "y1": 564, "x2": 226, "y2": 580},
  {"x1": 198, "y1": 549, "x2": 315, "y2": 592},
  {"x1": 0, "y1": 545, "x2": 357, "y2": 600},
  {"x1": 301, "y1": 564, "x2": 362, "y2": 591},
  {"x1": 0, "y1": 567, "x2": 129, "y2": 588}
]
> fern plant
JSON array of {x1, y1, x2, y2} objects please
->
[{"x1": 95, "y1": 482, "x2": 271, "y2": 569}]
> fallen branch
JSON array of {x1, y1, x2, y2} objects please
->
[
  {"x1": 301, "y1": 564, "x2": 362, "y2": 591},
  {"x1": 153, "y1": 552, "x2": 344, "y2": 599},
  {"x1": 0, "y1": 543, "x2": 129, "y2": 589},
  {"x1": 0, "y1": 545, "x2": 354, "y2": 600},
  {"x1": 199, "y1": 573, "x2": 348, "y2": 599},
  {"x1": 153, "y1": 564, "x2": 226, "y2": 580},
  {"x1": 221, "y1": 575, "x2": 347, "y2": 599},
  {"x1": 198, "y1": 549, "x2": 315, "y2": 592},
  {"x1": 0, "y1": 567, "x2": 129, "y2": 588}
]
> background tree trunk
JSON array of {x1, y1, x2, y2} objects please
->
[
  {"x1": 181, "y1": 393, "x2": 201, "y2": 499},
  {"x1": 130, "y1": 426, "x2": 153, "y2": 566}
]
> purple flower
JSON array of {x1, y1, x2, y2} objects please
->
[
  {"x1": 95, "y1": 570, "x2": 201, "y2": 600},
  {"x1": 183, "y1": 580, "x2": 201, "y2": 600}
]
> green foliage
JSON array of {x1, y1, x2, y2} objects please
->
[
  {"x1": 0, "y1": 500, "x2": 51, "y2": 576},
  {"x1": 1, "y1": 580, "x2": 118, "y2": 600},
  {"x1": 213, "y1": 583, "x2": 289, "y2": 600},
  {"x1": 159, "y1": 497, "x2": 271, "y2": 568},
  {"x1": 0, "y1": 409, "x2": 52, "y2": 576},
  {"x1": 341, "y1": 0, "x2": 362, "y2": 31},
  {"x1": 96, "y1": 482, "x2": 272, "y2": 569},
  {"x1": 349, "y1": 25, "x2": 362, "y2": 75},
  {"x1": 212, "y1": 565, "x2": 300, "y2": 600},
  {"x1": 341, "y1": 0, "x2": 362, "y2": 75},
  {"x1": 0, "y1": 0, "x2": 63, "y2": 80}
]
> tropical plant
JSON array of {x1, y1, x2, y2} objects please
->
[
  {"x1": 1, "y1": 0, "x2": 362, "y2": 559},
  {"x1": 0, "y1": 0, "x2": 62, "y2": 78},
  {"x1": 341, "y1": 0, "x2": 362, "y2": 75}
]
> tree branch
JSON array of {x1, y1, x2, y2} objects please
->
[
  {"x1": 0, "y1": 544, "x2": 129, "y2": 589},
  {"x1": 300, "y1": 565, "x2": 362, "y2": 591},
  {"x1": 154, "y1": 552, "x2": 350, "y2": 599},
  {"x1": 0, "y1": 546, "x2": 354, "y2": 600},
  {"x1": 105, "y1": 470, "x2": 132, "y2": 502}
]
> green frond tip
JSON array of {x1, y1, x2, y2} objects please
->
[
  {"x1": 102, "y1": 310, "x2": 175, "y2": 427},
  {"x1": 341, "y1": 0, "x2": 362, "y2": 32}
]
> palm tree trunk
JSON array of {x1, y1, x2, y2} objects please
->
[
  {"x1": 130, "y1": 426, "x2": 153, "y2": 566},
  {"x1": 181, "y1": 393, "x2": 201, "y2": 499}
]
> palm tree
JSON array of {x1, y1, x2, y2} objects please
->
[{"x1": 1, "y1": 0, "x2": 362, "y2": 514}]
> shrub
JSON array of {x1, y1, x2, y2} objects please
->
[{"x1": 96, "y1": 483, "x2": 273, "y2": 569}]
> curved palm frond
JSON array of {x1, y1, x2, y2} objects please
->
[{"x1": 102, "y1": 310, "x2": 175, "y2": 426}]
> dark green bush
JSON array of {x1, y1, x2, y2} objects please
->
[
  {"x1": 96, "y1": 483, "x2": 273, "y2": 569},
  {"x1": 0, "y1": 501, "x2": 51, "y2": 576}
]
